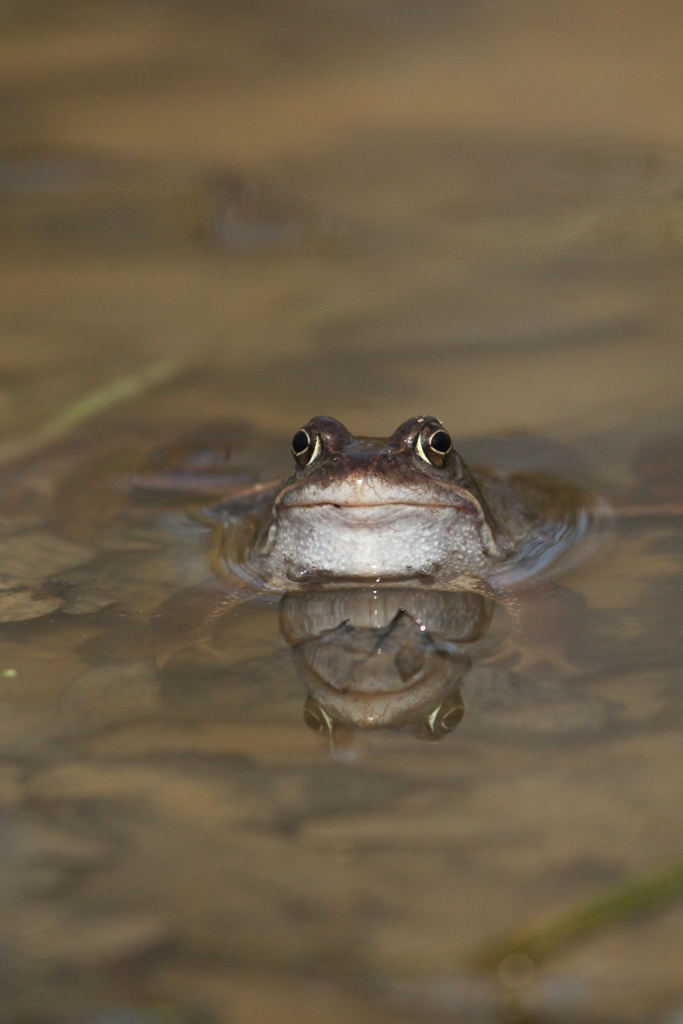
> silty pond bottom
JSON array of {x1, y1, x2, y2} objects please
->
[{"x1": 2, "y1": 1, "x2": 683, "y2": 1022}]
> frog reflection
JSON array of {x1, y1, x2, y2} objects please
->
[{"x1": 279, "y1": 587, "x2": 494, "y2": 740}]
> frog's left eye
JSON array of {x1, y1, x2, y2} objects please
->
[
  {"x1": 415, "y1": 426, "x2": 452, "y2": 468},
  {"x1": 292, "y1": 427, "x2": 321, "y2": 468}
]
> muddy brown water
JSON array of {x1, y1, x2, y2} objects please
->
[{"x1": 1, "y1": 2, "x2": 683, "y2": 1022}]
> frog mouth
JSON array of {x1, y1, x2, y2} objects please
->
[
  {"x1": 277, "y1": 502, "x2": 482, "y2": 530},
  {"x1": 279, "y1": 500, "x2": 477, "y2": 515},
  {"x1": 279, "y1": 476, "x2": 488, "y2": 507},
  {"x1": 276, "y1": 480, "x2": 486, "y2": 514}
]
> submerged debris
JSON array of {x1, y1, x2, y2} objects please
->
[
  {"x1": 0, "y1": 573, "x2": 71, "y2": 622},
  {"x1": 0, "y1": 530, "x2": 95, "y2": 578}
]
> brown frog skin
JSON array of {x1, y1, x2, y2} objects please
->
[{"x1": 152, "y1": 414, "x2": 604, "y2": 663}]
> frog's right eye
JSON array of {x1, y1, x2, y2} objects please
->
[{"x1": 292, "y1": 427, "x2": 321, "y2": 467}]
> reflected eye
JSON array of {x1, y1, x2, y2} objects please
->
[
  {"x1": 303, "y1": 697, "x2": 334, "y2": 733},
  {"x1": 429, "y1": 694, "x2": 465, "y2": 737},
  {"x1": 410, "y1": 691, "x2": 465, "y2": 741},
  {"x1": 439, "y1": 700, "x2": 465, "y2": 731},
  {"x1": 415, "y1": 425, "x2": 452, "y2": 467},
  {"x1": 292, "y1": 427, "x2": 321, "y2": 467}
]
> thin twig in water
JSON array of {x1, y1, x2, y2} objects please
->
[
  {"x1": 473, "y1": 856, "x2": 683, "y2": 969},
  {"x1": 0, "y1": 358, "x2": 179, "y2": 467}
]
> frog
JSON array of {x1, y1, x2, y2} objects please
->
[
  {"x1": 239, "y1": 414, "x2": 601, "y2": 584},
  {"x1": 151, "y1": 414, "x2": 606, "y2": 668}
]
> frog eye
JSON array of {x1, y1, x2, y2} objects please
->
[
  {"x1": 292, "y1": 427, "x2": 321, "y2": 468},
  {"x1": 415, "y1": 426, "x2": 452, "y2": 468}
]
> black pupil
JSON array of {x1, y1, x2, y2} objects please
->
[
  {"x1": 429, "y1": 429, "x2": 451, "y2": 453},
  {"x1": 292, "y1": 429, "x2": 311, "y2": 455}
]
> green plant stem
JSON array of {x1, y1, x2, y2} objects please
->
[
  {"x1": 474, "y1": 857, "x2": 683, "y2": 969},
  {"x1": 0, "y1": 358, "x2": 179, "y2": 466}
]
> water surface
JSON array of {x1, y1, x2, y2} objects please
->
[{"x1": 1, "y1": 3, "x2": 683, "y2": 1022}]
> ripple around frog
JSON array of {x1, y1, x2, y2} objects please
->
[{"x1": 486, "y1": 479, "x2": 613, "y2": 588}]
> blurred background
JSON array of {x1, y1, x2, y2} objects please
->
[{"x1": 1, "y1": 0, "x2": 683, "y2": 451}]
